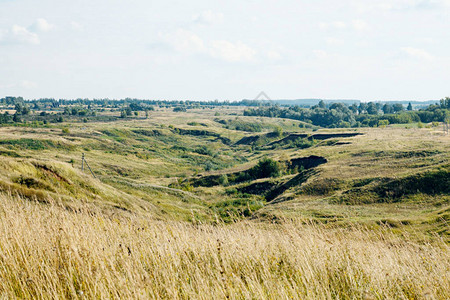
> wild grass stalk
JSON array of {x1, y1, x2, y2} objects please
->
[{"x1": 0, "y1": 195, "x2": 448, "y2": 299}]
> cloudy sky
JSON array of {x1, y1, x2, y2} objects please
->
[{"x1": 0, "y1": 0, "x2": 449, "y2": 101}]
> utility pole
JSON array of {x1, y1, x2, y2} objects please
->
[{"x1": 81, "y1": 153, "x2": 96, "y2": 178}]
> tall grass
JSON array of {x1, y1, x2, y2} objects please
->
[{"x1": 0, "y1": 194, "x2": 448, "y2": 299}]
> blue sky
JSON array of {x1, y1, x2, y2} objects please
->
[{"x1": 0, "y1": 0, "x2": 449, "y2": 101}]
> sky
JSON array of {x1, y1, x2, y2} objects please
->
[{"x1": 0, "y1": 0, "x2": 449, "y2": 101}]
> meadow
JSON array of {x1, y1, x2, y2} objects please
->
[
  {"x1": 0, "y1": 106, "x2": 449, "y2": 299},
  {"x1": 0, "y1": 194, "x2": 448, "y2": 299}
]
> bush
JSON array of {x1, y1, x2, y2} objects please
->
[
  {"x1": 218, "y1": 174, "x2": 229, "y2": 186},
  {"x1": 378, "y1": 120, "x2": 389, "y2": 127},
  {"x1": 249, "y1": 158, "x2": 282, "y2": 179},
  {"x1": 273, "y1": 126, "x2": 283, "y2": 137}
]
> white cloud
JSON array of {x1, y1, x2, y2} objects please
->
[
  {"x1": 29, "y1": 18, "x2": 53, "y2": 32},
  {"x1": 0, "y1": 20, "x2": 52, "y2": 45},
  {"x1": 332, "y1": 21, "x2": 347, "y2": 29},
  {"x1": 400, "y1": 47, "x2": 434, "y2": 60},
  {"x1": 193, "y1": 10, "x2": 224, "y2": 25},
  {"x1": 266, "y1": 50, "x2": 282, "y2": 60},
  {"x1": 319, "y1": 22, "x2": 345, "y2": 30},
  {"x1": 70, "y1": 21, "x2": 83, "y2": 31},
  {"x1": 159, "y1": 28, "x2": 256, "y2": 62},
  {"x1": 0, "y1": 25, "x2": 40, "y2": 45},
  {"x1": 313, "y1": 50, "x2": 329, "y2": 59},
  {"x1": 210, "y1": 40, "x2": 256, "y2": 62},
  {"x1": 159, "y1": 29, "x2": 205, "y2": 54},
  {"x1": 318, "y1": 22, "x2": 329, "y2": 30},
  {"x1": 325, "y1": 37, "x2": 344, "y2": 45},
  {"x1": 12, "y1": 25, "x2": 40, "y2": 44},
  {"x1": 352, "y1": 20, "x2": 369, "y2": 31}
]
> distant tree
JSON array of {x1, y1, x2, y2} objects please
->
[
  {"x1": 407, "y1": 102, "x2": 413, "y2": 111},
  {"x1": 318, "y1": 100, "x2": 326, "y2": 109},
  {"x1": 393, "y1": 103, "x2": 404, "y2": 113},
  {"x1": 367, "y1": 102, "x2": 379, "y2": 115},
  {"x1": 125, "y1": 107, "x2": 132, "y2": 116},
  {"x1": 0, "y1": 112, "x2": 11, "y2": 124},
  {"x1": 382, "y1": 103, "x2": 393, "y2": 114},
  {"x1": 13, "y1": 113, "x2": 21, "y2": 122},
  {"x1": 440, "y1": 97, "x2": 450, "y2": 109},
  {"x1": 375, "y1": 102, "x2": 382, "y2": 111},
  {"x1": 358, "y1": 102, "x2": 367, "y2": 114},
  {"x1": 21, "y1": 105, "x2": 30, "y2": 115}
]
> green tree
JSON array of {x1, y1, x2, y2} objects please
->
[
  {"x1": 393, "y1": 104, "x2": 404, "y2": 113},
  {"x1": 273, "y1": 126, "x2": 283, "y2": 137},
  {"x1": 382, "y1": 103, "x2": 393, "y2": 114},
  {"x1": 125, "y1": 107, "x2": 132, "y2": 116},
  {"x1": 440, "y1": 97, "x2": 450, "y2": 109},
  {"x1": 13, "y1": 113, "x2": 21, "y2": 122},
  {"x1": 407, "y1": 102, "x2": 413, "y2": 111},
  {"x1": 358, "y1": 102, "x2": 367, "y2": 114},
  {"x1": 250, "y1": 158, "x2": 282, "y2": 179},
  {"x1": 367, "y1": 102, "x2": 379, "y2": 115}
]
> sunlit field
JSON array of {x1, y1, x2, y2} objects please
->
[{"x1": 0, "y1": 194, "x2": 448, "y2": 299}]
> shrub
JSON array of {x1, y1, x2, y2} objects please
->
[
  {"x1": 273, "y1": 126, "x2": 283, "y2": 137},
  {"x1": 249, "y1": 158, "x2": 282, "y2": 179},
  {"x1": 378, "y1": 119, "x2": 389, "y2": 127},
  {"x1": 218, "y1": 174, "x2": 229, "y2": 186}
]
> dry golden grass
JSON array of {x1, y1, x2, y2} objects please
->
[{"x1": 0, "y1": 195, "x2": 448, "y2": 299}]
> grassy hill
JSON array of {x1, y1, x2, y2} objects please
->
[{"x1": 0, "y1": 107, "x2": 449, "y2": 298}]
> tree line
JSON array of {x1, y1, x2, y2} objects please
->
[{"x1": 244, "y1": 98, "x2": 450, "y2": 128}]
